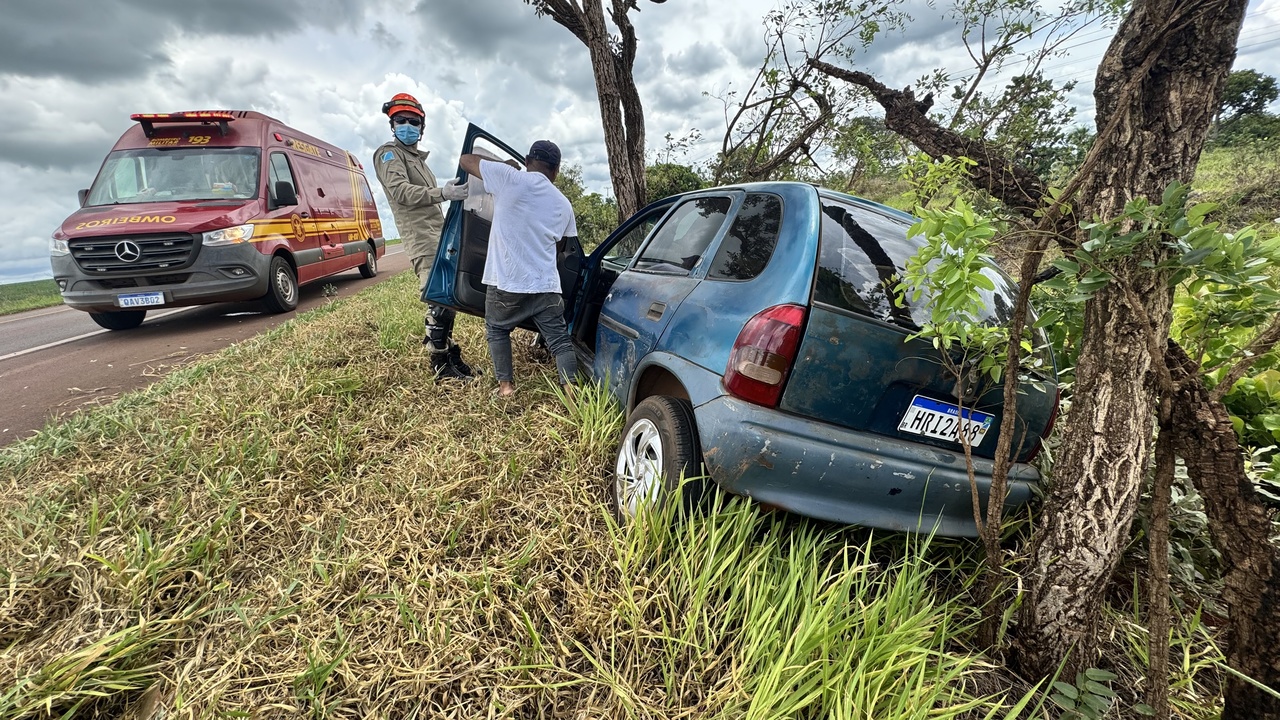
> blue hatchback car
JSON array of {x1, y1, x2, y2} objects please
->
[{"x1": 427, "y1": 125, "x2": 1058, "y2": 537}]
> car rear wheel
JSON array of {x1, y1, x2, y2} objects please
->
[
  {"x1": 262, "y1": 255, "x2": 298, "y2": 313},
  {"x1": 613, "y1": 396, "x2": 705, "y2": 521},
  {"x1": 89, "y1": 310, "x2": 146, "y2": 330},
  {"x1": 358, "y1": 246, "x2": 378, "y2": 278}
]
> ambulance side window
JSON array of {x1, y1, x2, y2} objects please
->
[{"x1": 268, "y1": 153, "x2": 297, "y2": 206}]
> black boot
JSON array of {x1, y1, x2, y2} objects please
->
[
  {"x1": 431, "y1": 351, "x2": 470, "y2": 382},
  {"x1": 447, "y1": 344, "x2": 474, "y2": 377}
]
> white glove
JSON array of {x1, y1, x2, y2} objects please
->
[{"x1": 440, "y1": 178, "x2": 469, "y2": 202}]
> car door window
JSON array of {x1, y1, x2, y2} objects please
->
[
  {"x1": 603, "y1": 211, "x2": 664, "y2": 268},
  {"x1": 707, "y1": 193, "x2": 782, "y2": 281},
  {"x1": 633, "y1": 196, "x2": 732, "y2": 275}
]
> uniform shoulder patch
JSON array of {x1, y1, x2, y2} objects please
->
[{"x1": 381, "y1": 150, "x2": 395, "y2": 163}]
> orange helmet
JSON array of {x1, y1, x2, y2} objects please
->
[{"x1": 382, "y1": 93, "x2": 424, "y2": 118}]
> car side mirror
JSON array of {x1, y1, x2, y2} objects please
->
[
  {"x1": 272, "y1": 181, "x2": 298, "y2": 208},
  {"x1": 77, "y1": 189, "x2": 88, "y2": 207}
]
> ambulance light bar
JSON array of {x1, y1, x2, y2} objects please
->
[{"x1": 130, "y1": 111, "x2": 236, "y2": 138}]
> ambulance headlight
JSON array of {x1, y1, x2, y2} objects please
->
[
  {"x1": 50, "y1": 229, "x2": 69, "y2": 256},
  {"x1": 203, "y1": 224, "x2": 255, "y2": 246}
]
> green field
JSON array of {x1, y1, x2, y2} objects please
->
[
  {"x1": 0, "y1": 272, "x2": 1224, "y2": 718},
  {"x1": 0, "y1": 279, "x2": 62, "y2": 316}
]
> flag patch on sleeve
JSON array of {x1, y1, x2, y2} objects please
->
[{"x1": 381, "y1": 150, "x2": 395, "y2": 163}]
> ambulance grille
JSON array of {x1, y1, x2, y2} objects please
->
[{"x1": 70, "y1": 233, "x2": 196, "y2": 274}]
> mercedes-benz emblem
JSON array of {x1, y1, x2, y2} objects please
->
[{"x1": 114, "y1": 240, "x2": 142, "y2": 263}]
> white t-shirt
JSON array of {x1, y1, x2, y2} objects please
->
[{"x1": 478, "y1": 159, "x2": 578, "y2": 294}]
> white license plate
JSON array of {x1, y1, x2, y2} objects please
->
[
  {"x1": 897, "y1": 395, "x2": 993, "y2": 447},
  {"x1": 116, "y1": 292, "x2": 165, "y2": 308}
]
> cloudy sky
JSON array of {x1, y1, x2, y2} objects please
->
[{"x1": 2, "y1": 0, "x2": 1279, "y2": 284}]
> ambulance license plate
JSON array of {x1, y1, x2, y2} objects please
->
[
  {"x1": 117, "y1": 292, "x2": 164, "y2": 308},
  {"x1": 897, "y1": 395, "x2": 993, "y2": 447}
]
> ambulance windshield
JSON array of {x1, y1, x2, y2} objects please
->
[{"x1": 86, "y1": 147, "x2": 261, "y2": 206}]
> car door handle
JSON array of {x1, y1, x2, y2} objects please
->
[
  {"x1": 646, "y1": 301, "x2": 666, "y2": 321},
  {"x1": 299, "y1": 212, "x2": 311, "y2": 218}
]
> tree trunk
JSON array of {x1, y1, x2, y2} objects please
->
[
  {"x1": 1147, "y1": 403, "x2": 1175, "y2": 719},
  {"x1": 1014, "y1": 279, "x2": 1171, "y2": 674},
  {"x1": 1167, "y1": 342, "x2": 1280, "y2": 719},
  {"x1": 526, "y1": 0, "x2": 650, "y2": 219},
  {"x1": 1011, "y1": 0, "x2": 1246, "y2": 677},
  {"x1": 579, "y1": 1, "x2": 645, "y2": 219},
  {"x1": 809, "y1": 0, "x2": 1246, "y2": 680}
]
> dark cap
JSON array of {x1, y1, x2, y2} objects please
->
[{"x1": 527, "y1": 140, "x2": 561, "y2": 168}]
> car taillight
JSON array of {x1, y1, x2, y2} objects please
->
[
  {"x1": 724, "y1": 304, "x2": 807, "y2": 408},
  {"x1": 1024, "y1": 387, "x2": 1061, "y2": 463},
  {"x1": 1042, "y1": 388, "x2": 1061, "y2": 439}
]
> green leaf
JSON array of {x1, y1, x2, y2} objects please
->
[
  {"x1": 1179, "y1": 247, "x2": 1215, "y2": 266},
  {"x1": 1040, "y1": 275, "x2": 1075, "y2": 292},
  {"x1": 1052, "y1": 682, "x2": 1080, "y2": 700},
  {"x1": 1050, "y1": 694, "x2": 1078, "y2": 712},
  {"x1": 1033, "y1": 310, "x2": 1063, "y2": 328},
  {"x1": 1187, "y1": 202, "x2": 1219, "y2": 224},
  {"x1": 1083, "y1": 668, "x2": 1118, "y2": 682},
  {"x1": 1084, "y1": 680, "x2": 1116, "y2": 698},
  {"x1": 1052, "y1": 258, "x2": 1081, "y2": 274},
  {"x1": 1081, "y1": 692, "x2": 1112, "y2": 713}
]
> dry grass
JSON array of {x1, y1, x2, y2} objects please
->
[{"x1": 0, "y1": 272, "x2": 1140, "y2": 718}]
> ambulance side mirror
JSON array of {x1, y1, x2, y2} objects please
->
[
  {"x1": 271, "y1": 181, "x2": 298, "y2": 209},
  {"x1": 77, "y1": 189, "x2": 89, "y2": 207}
]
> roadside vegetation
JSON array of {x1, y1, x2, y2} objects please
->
[
  {"x1": 4, "y1": 0, "x2": 1280, "y2": 710},
  {"x1": 0, "y1": 279, "x2": 61, "y2": 316},
  {"x1": 1, "y1": 272, "x2": 1184, "y2": 718}
]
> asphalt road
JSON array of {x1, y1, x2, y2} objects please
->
[{"x1": 0, "y1": 248, "x2": 409, "y2": 447}]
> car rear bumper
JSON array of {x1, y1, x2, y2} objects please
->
[
  {"x1": 52, "y1": 244, "x2": 272, "y2": 313},
  {"x1": 695, "y1": 394, "x2": 1041, "y2": 538}
]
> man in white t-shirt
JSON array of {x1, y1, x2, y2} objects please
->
[{"x1": 459, "y1": 140, "x2": 578, "y2": 397}]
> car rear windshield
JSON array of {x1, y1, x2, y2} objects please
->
[
  {"x1": 86, "y1": 147, "x2": 261, "y2": 206},
  {"x1": 814, "y1": 196, "x2": 1016, "y2": 329}
]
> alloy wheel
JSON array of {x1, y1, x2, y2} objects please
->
[{"x1": 615, "y1": 417, "x2": 665, "y2": 518}]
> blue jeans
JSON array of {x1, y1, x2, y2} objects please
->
[{"x1": 484, "y1": 288, "x2": 578, "y2": 385}]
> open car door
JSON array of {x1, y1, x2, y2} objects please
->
[{"x1": 424, "y1": 123, "x2": 585, "y2": 322}]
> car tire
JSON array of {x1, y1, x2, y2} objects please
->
[
  {"x1": 613, "y1": 395, "x2": 706, "y2": 522},
  {"x1": 358, "y1": 245, "x2": 378, "y2": 278},
  {"x1": 262, "y1": 255, "x2": 298, "y2": 313},
  {"x1": 88, "y1": 310, "x2": 147, "y2": 330}
]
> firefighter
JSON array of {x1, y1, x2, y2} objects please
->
[{"x1": 372, "y1": 92, "x2": 473, "y2": 381}]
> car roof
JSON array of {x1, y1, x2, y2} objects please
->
[{"x1": 664, "y1": 181, "x2": 917, "y2": 226}]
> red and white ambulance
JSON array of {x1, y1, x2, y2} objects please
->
[{"x1": 50, "y1": 111, "x2": 384, "y2": 330}]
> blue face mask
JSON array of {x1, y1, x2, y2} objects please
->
[{"x1": 394, "y1": 124, "x2": 421, "y2": 145}]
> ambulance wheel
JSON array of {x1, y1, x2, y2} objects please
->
[
  {"x1": 263, "y1": 256, "x2": 298, "y2": 313},
  {"x1": 358, "y1": 246, "x2": 378, "y2": 278},
  {"x1": 89, "y1": 310, "x2": 146, "y2": 330}
]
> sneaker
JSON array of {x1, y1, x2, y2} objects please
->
[
  {"x1": 431, "y1": 352, "x2": 471, "y2": 382},
  {"x1": 447, "y1": 344, "x2": 474, "y2": 377}
]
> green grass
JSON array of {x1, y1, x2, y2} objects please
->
[
  {"x1": 1193, "y1": 144, "x2": 1280, "y2": 236},
  {"x1": 0, "y1": 272, "x2": 1225, "y2": 718},
  {"x1": 0, "y1": 279, "x2": 62, "y2": 316}
]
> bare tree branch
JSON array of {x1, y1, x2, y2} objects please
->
[{"x1": 809, "y1": 58, "x2": 1048, "y2": 217}]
